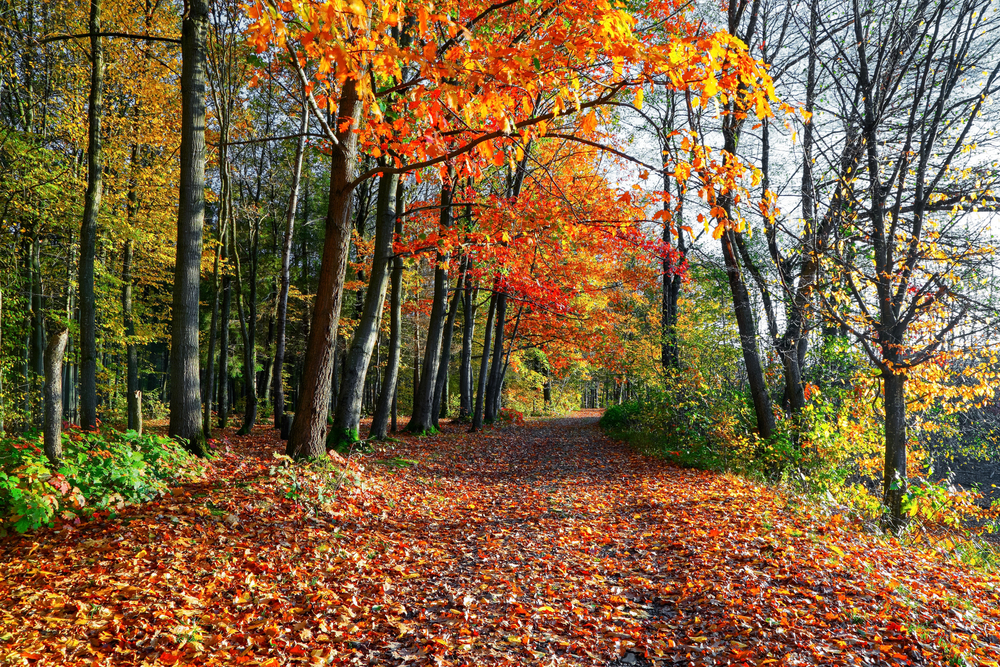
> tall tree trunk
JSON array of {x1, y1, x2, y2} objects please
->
[
  {"x1": 432, "y1": 260, "x2": 464, "y2": 426},
  {"x1": 272, "y1": 104, "x2": 309, "y2": 429},
  {"x1": 484, "y1": 291, "x2": 508, "y2": 424},
  {"x1": 217, "y1": 259, "x2": 232, "y2": 428},
  {"x1": 494, "y1": 301, "x2": 523, "y2": 418},
  {"x1": 63, "y1": 243, "x2": 77, "y2": 425},
  {"x1": 232, "y1": 218, "x2": 258, "y2": 435},
  {"x1": 331, "y1": 171, "x2": 398, "y2": 446},
  {"x1": 123, "y1": 144, "x2": 140, "y2": 433},
  {"x1": 458, "y1": 282, "x2": 478, "y2": 421},
  {"x1": 122, "y1": 238, "x2": 140, "y2": 432},
  {"x1": 79, "y1": 0, "x2": 103, "y2": 432},
  {"x1": 412, "y1": 323, "x2": 420, "y2": 411},
  {"x1": 260, "y1": 280, "x2": 276, "y2": 404},
  {"x1": 716, "y1": 44, "x2": 773, "y2": 439},
  {"x1": 406, "y1": 171, "x2": 455, "y2": 433},
  {"x1": 661, "y1": 168, "x2": 684, "y2": 370},
  {"x1": 720, "y1": 229, "x2": 774, "y2": 439},
  {"x1": 286, "y1": 79, "x2": 363, "y2": 459},
  {"x1": 43, "y1": 328, "x2": 69, "y2": 465},
  {"x1": 203, "y1": 211, "x2": 228, "y2": 436},
  {"x1": 30, "y1": 233, "x2": 44, "y2": 422},
  {"x1": 543, "y1": 366, "x2": 551, "y2": 407},
  {"x1": 777, "y1": 0, "x2": 819, "y2": 414},
  {"x1": 882, "y1": 370, "x2": 908, "y2": 533},
  {"x1": 471, "y1": 289, "x2": 497, "y2": 432},
  {"x1": 169, "y1": 0, "x2": 209, "y2": 455}
]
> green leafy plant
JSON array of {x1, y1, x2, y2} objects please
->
[{"x1": 0, "y1": 426, "x2": 205, "y2": 533}]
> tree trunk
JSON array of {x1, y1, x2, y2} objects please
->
[
  {"x1": 169, "y1": 0, "x2": 209, "y2": 456},
  {"x1": 203, "y1": 212, "x2": 228, "y2": 436},
  {"x1": 412, "y1": 323, "x2": 420, "y2": 412},
  {"x1": 331, "y1": 171, "x2": 398, "y2": 446},
  {"x1": 232, "y1": 218, "x2": 257, "y2": 435},
  {"x1": 272, "y1": 103, "x2": 309, "y2": 429},
  {"x1": 43, "y1": 328, "x2": 69, "y2": 465},
  {"x1": 286, "y1": 79, "x2": 363, "y2": 459},
  {"x1": 217, "y1": 243, "x2": 232, "y2": 428},
  {"x1": 123, "y1": 143, "x2": 141, "y2": 433},
  {"x1": 122, "y1": 238, "x2": 140, "y2": 432},
  {"x1": 79, "y1": 0, "x2": 103, "y2": 432},
  {"x1": 260, "y1": 289, "x2": 275, "y2": 404},
  {"x1": 882, "y1": 371, "x2": 908, "y2": 533},
  {"x1": 661, "y1": 169, "x2": 685, "y2": 371},
  {"x1": 471, "y1": 289, "x2": 497, "y2": 432},
  {"x1": 29, "y1": 234, "x2": 44, "y2": 423},
  {"x1": 484, "y1": 291, "x2": 508, "y2": 424},
  {"x1": 720, "y1": 229, "x2": 774, "y2": 440},
  {"x1": 432, "y1": 260, "x2": 464, "y2": 426},
  {"x1": 459, "y1": 282, "x2": 478, "y2": 421},
  {"x1": 493, "y1": 301, "x2": 523, "y2": 418},
  {"x1": 370, "y1": 183, "x2": 405, "y2": 440},
  {"x1": 406, "y1": 173, "x2": 455, "y2": 434}
]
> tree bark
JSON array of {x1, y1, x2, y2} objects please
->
[
  {"x1": 484, "y1": 291, "x2": 508, "y2": 424},
  {"x1": 458, "y1": 281, "x2": 478, "y2": 421},
  {"x1": 79, "y1": 0, "x2": 103, "y2": 432},
  {"x1": 432, "y1": 259, "x2": 464, "y2": 425},
  {"x1": 203, "y1": 212, "x2": 228, "y2": 436},
  {"x1": 29, "y1": 233, "x2": 44, "y2": 422},
  {"x1": 232, "y1": 217, "x2": 257, "y2": 435},
  {"x1": 273, "y1": 104, "x2": 309, "y2": 430},
  {"x1": 217, "y1": 257, "x2": 232, "y2": 429},
  {"x1": 286, "y1": 79, "x2": 363, "y2": 459},
  {"x1": 122, "y1": 238, "x2": 140, "y2": 432},
  {"x1": 123, "y1": 144, "x2": 140, "y2": 433},
  {"x1": 44, "y1": 328, "x2": 69, "y2": 465},
  {"x1": 471, "y1": 289, "x2": 497, "y2": 432},
  {"x1": 720, "y1": 229, "x2": 774, "y2": 440},
  {"x1": 169, "y1": 0, "x2": 209, "y2": 456},
  {"x1": 406, "y1": 171, "x2": 455, "y2": 433},
  {"x1": 661, "y1": 167, "x2": 684, "y2": 370},
  {"x1": 882, "y1": 370, "x2": 908, "y2": 532},
  {"x1": 494, "y1": 301, "x2": 523, "y2": 418},
  {"x1": 331, "y1": 171, "x2": 398, "y2": 445},
  {"x1": 369, "y1": 181, "x2": 405, "y2": 440}
]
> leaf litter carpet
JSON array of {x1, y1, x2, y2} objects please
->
[{"x1": 2, "y1": 413, "x2": 1000, "y2": 666}]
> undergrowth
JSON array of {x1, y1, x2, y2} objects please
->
[
  {"x1": 601, "y1": 373, "x2": 1000, "y2": 571},
  {"x1": 0, "y1": 425, "x2": 206, "y2": 534}
]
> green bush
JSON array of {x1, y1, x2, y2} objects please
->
[
  {"x1": 599, "y1": 373, "x2": 882, "y2": 492},
  {"x1": 0, "y1": 427, "x2": 205, "y2": 534},
  {"x1": 599, "y1": 401, "x2": 643, "y2": 429}
]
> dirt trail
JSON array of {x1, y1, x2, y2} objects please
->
[{"x1": 2, "y1": 414, "x2": 999, "y2": 666}]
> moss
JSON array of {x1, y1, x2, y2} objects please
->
[
  {"x1": 184, "y1": 431, "x2": 209, "y2": 458},
  {"x1": 326, "y1": 427, "x2": 360, "y2": 455}
]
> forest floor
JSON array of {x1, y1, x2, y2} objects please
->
[{"x1": 2, "y1": 413, "x2": 1000, "y2": 666}]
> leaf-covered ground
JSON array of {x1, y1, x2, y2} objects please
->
[{"x1": 2, "y1": 413, "x2": 1000, "y2": 666}]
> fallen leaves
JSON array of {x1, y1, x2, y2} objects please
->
[{"x1": 1, "y1": 415, "x2": 999, "y2": 665}]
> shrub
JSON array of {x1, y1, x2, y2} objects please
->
[
  {"x1": 599, "y1": 401, "x2": 642, "y2": 430},
  {"x1": 496, "y1": 408, "x2": 526, "y2": 427},
  {"x1": 267, "y1": 452, "x2": 354, "y2": 515},
  {"x1": 0, "y1": 427, "x2": 205, "y2": 534}
]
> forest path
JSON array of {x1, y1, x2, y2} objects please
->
[{"x1": 3, "y1": 413, "x2": 1000, "y2": 666}]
